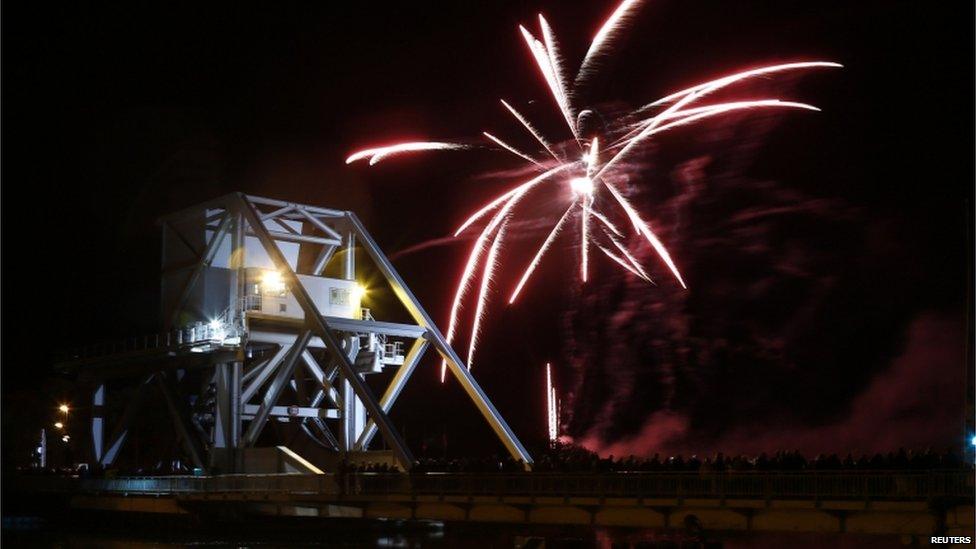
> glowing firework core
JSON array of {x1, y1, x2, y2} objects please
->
[
  {"x1": 345, "y1": 0, "x2": 840, "y2": 375},
  {"x1": 546, "y1": 363, "x2": 558, "y2": 444},
  {"x1": 570, "y1": 176, "x2": 594, "y2": 197}
]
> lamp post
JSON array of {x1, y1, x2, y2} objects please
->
[
  {"x1": 57, "y1": 404, "x2": 72, "y2": 468},
  {"x1": 58, "y1": 404, "x2": 70, "y2": 433}
]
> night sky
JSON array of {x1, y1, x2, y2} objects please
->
[{"x1": 3, "y1": 1, "x2": 973, "y2": 460}]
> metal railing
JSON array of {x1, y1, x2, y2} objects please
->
[
  {"x1": 360, "y1": 471, "x2": 974, "y2": 501},
  {"x1": 58, "y1": 323, "x2": 237, "y2": 363},
  {"x1": 18, "y1": 470, "x2": 974, "y2": 502},
  {"x1": 358, "y1": 308, "x2": 404, "y2": 365},
  {"x1": 19, "y1": 474, "x2": 338, "y2": 496}
]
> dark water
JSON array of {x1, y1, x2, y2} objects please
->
[{"x1": 2, "y1": 514, "x2": 910, "y2": 548}]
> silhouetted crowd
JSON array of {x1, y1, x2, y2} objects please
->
[
  {"x1": 22, "y1": 443, "x2": 970, "y2": 476},
  {"x1": 338, "y1": 461, "x2": 402, "y2": 474},
  {"x1": 407, "y1": 444, "x2": 969, "y2": 474}
]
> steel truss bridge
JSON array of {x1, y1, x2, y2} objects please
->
[
  {"x1": 59, "y1": 193, "x2": 531, "y2": 475},
  {"x1": 44, "y1": 193, "x2": 975, "y2": 539},
  {"x1": 18, "y1": 470, "x2": 974, "y2": 537}
]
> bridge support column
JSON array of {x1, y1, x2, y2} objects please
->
[
  {"x1": 91, "y1": 383, "x2": 105, "y2": 466},
  {"x1": 340, "y1": 340, "x2": 365, "y2": 452},
  {"x1": 212, "y1": 361, "x2": 242, "y2": 471},
  {"x1": 339, "y1": 230, "x2": 367, "y2": 452}
]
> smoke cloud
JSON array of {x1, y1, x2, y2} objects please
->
[{"x1": 561, "y1": 110, "x2": 967, "y2": 457}]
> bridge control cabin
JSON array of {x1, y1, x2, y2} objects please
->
[{"x1": 165, "y1": 212, "x2": 365, "y2": 322}]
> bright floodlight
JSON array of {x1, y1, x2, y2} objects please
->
[
  {"x1": 261, "y1": 270, "x2": 286, "y2": 295},
  {"x1": 54, "y1": 422, "x2": 63, "y2": 429},
  {"x1": 61, "y1": 435, "x2": 70, "y2": 443},
  {"x1": 971, "y1": 434, "x2": 976, "y2": 447},
  {"x1": 352, "y1": 284, "x2": 367, "y2": 302},
  {"x1": 58, "y1": 404, "x2": 69, "y2": 414}
]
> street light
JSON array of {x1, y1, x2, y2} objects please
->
[{"x1": 58, "y1": 404, "x2": 70, "y2": 435}]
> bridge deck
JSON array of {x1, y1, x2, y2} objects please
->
[{"x1": 17, "y1": 470, "x2": 974, "y2": 536}]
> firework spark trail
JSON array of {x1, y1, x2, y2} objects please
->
[
  {"x1": 500, "y1": 99, "x2": 562, "y2": 161},
  {"x1": 639, "y1": 61, "x2": 843, "y2": 111},
  {"x1": 539, "y1": 15, "x2": 573, "y2": 122},
  {"x1": 601, "y1": 62, "x2": 842, "y2": 166},
  {"x1": 442, "y1": 164, "x2": 576, "y2": 380},
  {"x1": 575, "y1": 0, "x2": 644, "y2": 88},
  {"x1": 638, "y1": 100, "x2": 820, "y2": 127},
  {"x1": 453, "y1": 163, "x2": 576, "y2": 237},
  {"x1": 599, "y1": 100, "x2": 821, "y2": 179},
  {"x1": 442, "y1": 203, "x2": 513, "y2": 381},
  {"x1": 601, "y1": 179, "x2": 687, "y2": 288},
  {"x1": 600, "y1": 223, "x2": 652, "y2": 281},
  {"x1": 589, "y1": 207, "x2": 624, "y2": 236},
  {"x1": 346, "y1": 142, "x2": 468, "y2": 165},
  {"x1": 595, "y1": 241, "x2": 649, "y2": 281},
  {"x1": 600, "y1": 80, "x2": 716, "y2": 176},
  {"x1": 613, "y1": 99, "x2": 824, "y2": 147},
  {"x1": 578, "y1": 137, "x2": 601, "y2": 283},
  {"x1": 467, "y1": 222, "x2": 507, "y2": 369},
  {"x1": 520, "y1": 25, "x2": 580, "y2": 144},
  {"x1": 483, "y1": 131, "x2": 545, "y2": 168},
  {"x1": 346, "y1": 0, "x2": 839, "y2": 375},
  {"x1": 546, "y1": 362, "x2": 557, "y2": 442},
  {"x1": 580, "y1": 202, "x2": 590, "y2": 282},
  {"x1": 510, "y1": 203, "x2": 577, "y2": 303},
  {"x1": 606, "y1": 62, "x2": 842, "y2": 154},
  {"x1": 442, "y1": 232, "x2": 489, "y2": 381}
]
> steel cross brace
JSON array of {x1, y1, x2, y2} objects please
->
[
  {"x1": 236, "y1": 194, "x2": 415, "y2": 468},
  {"x1": 345, "y1": 212, "x2": 533, "y2": 466}
]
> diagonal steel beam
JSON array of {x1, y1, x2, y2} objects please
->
[
  {"x1": 245, "y1": 195, "x2": 345, "y2": 218},
  {"x1": 346, "y1": 212, "x2": 533, "y2": 466},
  {"x1": 236, "y1": 194, "x2": 415, "y2": 468},
  {"x1": 301, "y1": 350, "x2": 341, "y2": 408},
  {"x1": 241, "y1": 345, "x2": 291, "y2": 403},
  {"x1": 297, "y1": 208, "x2": 343, "y2": 241},
  {"x1": 301, "y1": 418, "x2": 340, "y2": 450},
  {"x1": 168, "y1": 213, "x2": 232, "y2": 327},
  {"x1": 273, "y1": 217, "x2": 301, "y2": 235},
  {"x1": 100, "y1": 374, "x2": 155, "y2": 467},
  {"x1": 156, "y1": 371, "x2": 206, "y2": 469},
  {"x1": 162, "y1": 220, "x2": 202, "y2": 258},
  {"x1": 246, "y1": 228, "x2": 341, "y2": 247},
  {"x1": 302, "y1": 372, "x2": 342, "y2": 451},
  {"x1": 259, "y1": 204, "x2": 294, "y2": 221},
  {"x1": 242, "y1": 354, "x2": 274, "y2": 385},
  {"x1": 242, "y1": 330, "x2": 311, "y2": 447},
  {"x1": 312, "y1": 244, "x2": 337, "y2": 275},
  {"x1": 291, "y1": 369, "x2": 308, "y2": 403},
  {"x1": 356, "y1": 337, "x2": 430, "y2": 450}
]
